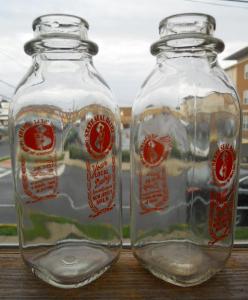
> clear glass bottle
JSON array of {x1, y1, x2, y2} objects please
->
[
  {"x1": 131, "y1": 13, "x2": 241, "y2": 287},
  {"x1": 9, "y1": 14, "x2": 122, "y2": 288}
]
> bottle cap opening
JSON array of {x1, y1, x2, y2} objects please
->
[
  {"x1": 32, "y1": 14, "x2": 89, "y2": 40},
  {"x1": 159, "y1": 13, "x2": 216, "y2": 38},
  {"x1": 25, "y1": 14, "x2": 98, "y2": 56},
  {"x1": 151, "y1": 13, "x2": 224, "y2": 56}
]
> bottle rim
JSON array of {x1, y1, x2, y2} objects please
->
[
  {"x1": 159, "y1": 13, "x2": 216, "y2": 31},
  {"x1": 151, "y1": 33, "x2": 225, "y2": 56},
  {"x1": 32, "y1": 13, "x2": 89, "y2": 30},
  {"x1": 24, "y1": 34, "x2": 98, "y2": 56},
  {"x1": 25, "y1": 14, "x2": 98, "y2": 56},
  {"x1": 151, "y1": 13, "x2": 224, "y2": 56}
]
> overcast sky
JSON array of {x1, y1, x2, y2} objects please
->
[{"x1": 0, "y1": 0, "x2": 247, "y2": 105}]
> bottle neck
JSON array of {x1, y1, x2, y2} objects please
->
[
  {"x1": 151, "y1": 13, "x2": 224, "y2": 60},
  {"x1": 25, "y1": 14, "x2": 98, "y2": 57},
  {"x1": 32, "y1": 51, "x2": 93, "y2": 78},
  {"x1": 156, "y1": 48, "x2": 218, "y2": 67},
  {"x1": 33, "y1": 50, "x2": 93, "y2": 62}
]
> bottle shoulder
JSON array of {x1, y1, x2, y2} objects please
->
[
  {"x1": 133, "y1": 61, "x2": 239, "y2": 116},
  {"x1": 11, "y1": 61, "x2": 118, "y2": 119}
]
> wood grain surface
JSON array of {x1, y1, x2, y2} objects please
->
[{"x1": 0, "y1": 248, "x2": 247, "y2": 300}]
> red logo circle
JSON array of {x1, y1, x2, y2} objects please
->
[
  {"x1": 19, "y1": 121, "x2": 55, "y2": 155},
  {"x1": 85, "y1": 115, "x2": 114, "y2": 159},
  {"x1": 24, "y1": 124, "x2": 54, "y2": 151},
  {"x1": 212, "y1": 144, "x2": 236, "y2": 185},
  {"x1": 140, "y1": 135, "x2": 171, "y2": 167}
]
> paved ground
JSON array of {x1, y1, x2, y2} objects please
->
[
  {"x1": 0, "y1": 160, "x2": 131, "y2": 224},
  {"x1": 0, "y1": 138, "x2": 15, "y2": 223},
  {"x1": 0, "y1": 139, "x2": 10, "y2": 158},
  {"x1": 0, "y1": 150, "x2": 247, "y2": 227},
  {"x1": 1, "y1": 137, "x2": 130, "y2": 225}
]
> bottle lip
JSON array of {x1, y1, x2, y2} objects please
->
[
  {"x1": 159, "y1": 13, "x2": 216, "y2": 32},
  {"x1": 32, "y1": 13, "x2": 89, "y2": 31},
  {"x1": 25, "y1": 14, "x2": 98, "y2": 56},
  {"x1": 151, "y1": 13, "x2": 223, "y2": 56},
  {"x1": 24, "y1": 34, "x2": 98, "y2": 56},
  {"x1": 150, "y1": 33, "x2": 225, "y2": 56}
]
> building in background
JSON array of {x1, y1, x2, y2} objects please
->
[
  {"x1": 0, "y1": 95, "x2": 10, "y2": 140},
  {"x1": 225, "y1": 47, "x2": 248, "y2": 162},
  {"x1": 0, "y1": 97, "x2": 9, "y2": 125},
  {"x1": 120, "y1": 107, "x2": 131, "y2": 151},
  {"x1": 0, "y1": 80, "x2": 14, "y2": 140}
]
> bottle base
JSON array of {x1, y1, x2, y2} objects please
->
[
  {"x1": 133, "y1": 241, "x2": 230, "y2": 287},
  {"x1": 32, "y1": 262, "x2": 112, "y2": 289},
  {"x1": 24, "y1": 242, "x2": 120, "y2": 289}
]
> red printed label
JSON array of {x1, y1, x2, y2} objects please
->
[
  {"x1": 209, "y1": 144, "x2": 236, "y2": 245},
  {"x1": 85, "y1": 115, "x2": 115, "y2": 217},
  {"x1": 19, "y1": 120, "x2": 55, "y2": 155},
  {"x1": 86, "y1": 158, "x2": 116, "y2": 218},
  {"x1": 212, "y1": 144, "x2": 236, "y2": 187},
  {"x1": 209, "y1": 188, "x2": 235, "y2": 245},
  {"x1": 139, "y1": 168, "x2": 168, "y2": 214},
  {"x1": 19, "y1": 120, "x2": 58, "y2": 204},
  {"x1": 139, "y1": 135, "x2": 172, "y2": 214},
  {"x1": 141, "y1": 134, "x2": 171, "y2": 168},
  {"x1": 85, "y1": 115, "x2": 114, "y2": 160}
]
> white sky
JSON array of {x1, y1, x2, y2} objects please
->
[{"x1": 0, "y1": 0, "x2": 247, "y2": 105}]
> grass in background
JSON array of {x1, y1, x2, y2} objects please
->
[
  {"x1": 122, "y1": 150, "x2": 130, "y2": 162},
  {"x1": 235, "y1": 227, "x2": 248, "y2": 240},
  {"x1": 0, "y1": 224, "x2": 17, "y2": 236},
  {"x1": 1, "y1": 223, "x2": 248, "y2": 242},
  {"x1": 122, "y1": 225, "x2": 130, "y2": 239},
  {"x1": 23, "y1": 213, "x2": 119, "y2": 241},
  {"x1": 0, "y1": 156, "x2": 10, "y2": 162}
]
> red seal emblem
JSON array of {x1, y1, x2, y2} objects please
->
[
  {"x1": 85, "y1": 114, "x2": 116, "y2": 218},
  {"x1": 139, "y1": 134, "x2": 172, "y2": 214},
  {"x1": 212, "y1": 144, "x2": 235, "y2": 186},
  {"x1": 19, "y1": 120, "x2": 55, "y2": 155},
  {"x1": 85, "y1": 115, "x2": 114, "y2": 159},
  {"x1": 140, "y1": 135, "x2": 172, "y2": 167},
  {"x1": 209, "y1": 143, "x2": 236, "y2": 245},
  {"x1": 18, "y1": 119, "x2": 58, "y2": 204},
  {"x1": 23, "y1": 124, "x2": 54, "y2": 152}
]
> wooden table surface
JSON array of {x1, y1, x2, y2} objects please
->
[{"x1": 0, "y1": 247, "x2": 247, "y2": 300}]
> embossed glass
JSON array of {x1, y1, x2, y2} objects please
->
[
  {"x1": 130, "y1": 13, "x2": 241, "y2": 286},
  {"x1": 9, "y1": 14, "x2": 122, "y2": 288}
]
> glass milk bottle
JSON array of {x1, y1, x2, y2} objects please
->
[
  {"x1": 131, "y1": 13, "x2": 241, "y2": 286},
  {"x1": 9, "y1": 14, "x2": 122, "y2": 288}
]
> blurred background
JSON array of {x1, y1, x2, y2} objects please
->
[{"x1": 0, "y1": 0, "x2": 248, "y2": 243}]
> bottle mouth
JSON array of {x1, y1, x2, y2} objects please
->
[
  {"x1": 151, "y1": 13, "x2": 224, "y2": 56},
  {"x1": 25, "y1": 14, "x2": 98, "y2": 56},
  {"x1": 32, "y1": 14, "x2": 89, "y2": 38},
  {"x1": 159, "y1": 13, "x2": 216, "y2": 36}
]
